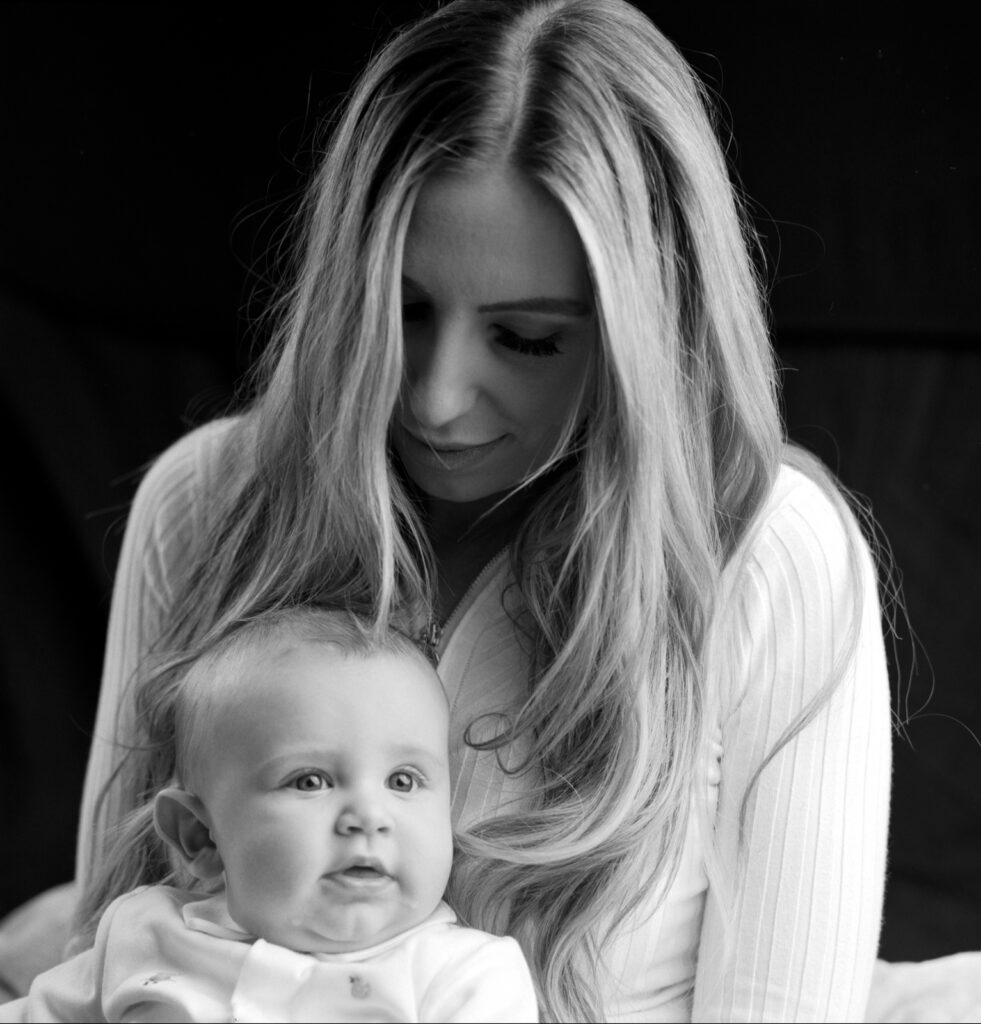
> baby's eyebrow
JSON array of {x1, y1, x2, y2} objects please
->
[
  {"x1": 258, "y1": 745, "x2": 447, "y2": 771},
  {"x1": 388, "y1": 743, "x2": 448, "y2": 766},
  {"x1": 257, "y1": 748, "x2": 332, "y2": 770}
]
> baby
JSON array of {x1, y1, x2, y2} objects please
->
[{"x1": 2, "y1": 608, "x2": 538, "y2": 1023}]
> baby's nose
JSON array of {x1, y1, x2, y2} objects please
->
[{"x1": 335, "y1": 800, "x2": 393, "y2": 836}]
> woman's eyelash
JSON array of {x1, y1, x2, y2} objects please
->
[
  {"x1": 401, "y1": 303, "x2": 561, "y2": 358},
  {"x1": 494, "y1": 327, "x2": 561, "y2": 358},
  {"x1": 402, "y1": 301, "x2": 429, "y2": 322}
]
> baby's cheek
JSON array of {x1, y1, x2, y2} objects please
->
[{"x1": 237, "y1": 823, "x2": 310, "y2": 899}]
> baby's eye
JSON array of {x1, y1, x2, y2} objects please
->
[
  {"x1": 387, "y1": 770, "x2": 418, "y2": 793},
  {"x1": 290, "y1": 772, "x2": 331, "y2": 792}
]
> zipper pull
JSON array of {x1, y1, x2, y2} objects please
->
[{"x1": 419, "y1": 618, "x2": 442, "y2": 667}]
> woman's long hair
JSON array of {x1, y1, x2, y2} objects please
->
[{"x1": 78, "y1": 1, "x2": 875, "y2": 1019}]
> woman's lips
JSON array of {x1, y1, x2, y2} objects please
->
[{"x1": 398, "y1": 429, "x2": 506, "y2": 470}]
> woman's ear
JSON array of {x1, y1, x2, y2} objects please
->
[{"x1": 154, "y1": 787, "x2": 224, "y2": 881}]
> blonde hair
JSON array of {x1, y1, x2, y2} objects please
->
[{"x1": 80, "y1": 1, "x2": 886, "y2": 1019}]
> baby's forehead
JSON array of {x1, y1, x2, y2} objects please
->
[
  {"x1": 202, "y1": 635, "x2": 448, "y2": 728},
  {"x1": 220, "y1": 631, "x2": 436, "y2": 680},
  {"x1": 185, "y1": 636, "x2": 449, "y2": 783},
  {"x1": 261, "y1": 636, "x2": 444, "y2": 691}
]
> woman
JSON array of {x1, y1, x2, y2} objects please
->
[{"x1": 17, "y1": 0, "x2": 895, "y2": 1020}]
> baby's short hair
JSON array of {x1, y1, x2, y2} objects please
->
[{"x1": 172, "y1": 606, "x2": 435, "y2": 792}]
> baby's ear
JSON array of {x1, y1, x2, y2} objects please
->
[{"x1": 153, "y1": 788, "x2": 224, "y2": 881}]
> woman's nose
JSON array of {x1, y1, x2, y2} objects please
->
[
  {"x1": 334, "y1": 796, "x2": 393, "y2": 837},
  {"x1": 403, "y1": 321, "x2": 481, "y2": 431}
]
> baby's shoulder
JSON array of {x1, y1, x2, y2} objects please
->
[
  {"x1": 407, "y1": 907, "x2": 537, "y2": 1019},
  {"x1": 100, "y1": 885, "x2": 196, "y2": 933},
  {"x1": 410, "y1": 905, "x2": 528, "y2": 969},
  {"x1": 89, "y1": 886, "x2": 200, "y2": 964}
]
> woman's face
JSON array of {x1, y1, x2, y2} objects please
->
[{"x1": 392, "y1": 165, "x2": 597, "y2": 502}]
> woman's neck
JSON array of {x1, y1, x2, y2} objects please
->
[
  {"x1": 422, "y1": 489, "x2": 530, "y2": 546},
  {"x1": 408, "y1": 469, "x2": 567, "y2": 623}
]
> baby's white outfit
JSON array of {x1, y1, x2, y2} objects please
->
[{"x1": 1, "y1": 885, "x2": 538, "y2": 1022}]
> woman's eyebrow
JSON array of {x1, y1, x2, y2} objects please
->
[
  {"x1": 478, "y1": 297, "x2": 592, "y2": 316},
  {"x1": 401, "y1": 275, "x2": 428, "y2": 294}
]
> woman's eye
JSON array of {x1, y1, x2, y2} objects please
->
[
  {"x1": 291, "y1": 772, "x2": 330, "y2": 792},
  {"x1": 402, "y1": 301, "x2": 430, "y2": 324},
  {"x1": 387, "y1": 770, "x2": 418, "y2": 792},
  {"x1": 494, "y1": 326, "x2": 561, "y2": 358}
]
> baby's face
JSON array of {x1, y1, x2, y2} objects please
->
[{"x1": 199, "y1": 641, "x2": 453, "y2": 953}]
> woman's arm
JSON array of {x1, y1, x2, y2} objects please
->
[
  {"x1": 0, "y1": 421, "x2": 236, "y2": 995},
  {"x1": 75, "y1": 419, "x2": 236, "y2": 891},
  {"x1": 693, "y1": 469, "x2": 892, "y2": 1022}
]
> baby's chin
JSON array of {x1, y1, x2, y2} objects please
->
[{"x1": 257, "y1": 903, "x2": 434, "y2": 955}]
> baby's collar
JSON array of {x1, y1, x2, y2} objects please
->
[
  {"x1": 181, "y1": 891, "x2": 458, "y2": 958},
  {"x1": 182, "y1": 891, "x2": 254, "y2": 943}
]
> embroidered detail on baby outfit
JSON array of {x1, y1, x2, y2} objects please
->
[
  {"x1": 142, "y1": 972, "x2": 176, "y2": 986},
  {"x1": 350, "y1": 974, "x2": 372, "y2": 999}
]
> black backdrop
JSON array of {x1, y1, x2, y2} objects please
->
[{"x1": 1, "y1": 3, "x2": 978, "y2": 959}]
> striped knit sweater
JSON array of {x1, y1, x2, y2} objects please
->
[{"x1": 77, "y1": 418, "x2": 891, "y2": 1022}]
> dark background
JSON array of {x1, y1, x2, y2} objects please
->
[{"x1": 1, "y1": 3, "x2": 978, "y2": 960}]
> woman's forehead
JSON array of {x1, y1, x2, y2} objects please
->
[{"x1": 402, "y1": 165, "x2": 592, "y2": 305}]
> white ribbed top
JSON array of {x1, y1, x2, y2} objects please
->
[{"x1": 77, "y1": 418, "x2": 891, "y2": 1022}]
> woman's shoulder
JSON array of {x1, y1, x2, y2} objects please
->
[
  {"x1": 714, "y1": 455, "x2": 882, "y2": 713},
  {"x1": 139, "y1": 415, "x2": 249, "y2": 496},
  {"x1": 118, "y1": 415, "x2": 254, "y2": 600},
  {"x1": 131, "y1": 415, "x2": 252, "y2": 530},
  {"x1": 744, "y1": 457, "x2": 871, "y2": 585}
]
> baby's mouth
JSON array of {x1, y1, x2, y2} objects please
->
[
  {"x1": 342, "y1": 865, "x2": 385, "y2": 879},
  {"x1": 324, "y1": 858, "x2": 393, "y2": 890}
]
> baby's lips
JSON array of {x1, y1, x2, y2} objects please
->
[{"x1": 336, "y1": 855, "x2": 390, "y2": 877}]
